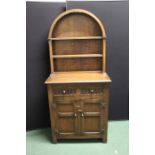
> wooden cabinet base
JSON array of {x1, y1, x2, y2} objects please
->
[{"x1": 47, "y1": 82, "x2": 110, "y2": 143}]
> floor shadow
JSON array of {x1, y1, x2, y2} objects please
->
[
  {"x1": 58, "y1": 139, "x2": 103, "y2": 144},
  {"x1": 38, "y1": 128, "x2": 51, "y2": 142},
  {"x1": 38, "y1": 128, "x2": 104, "y2": 144}
]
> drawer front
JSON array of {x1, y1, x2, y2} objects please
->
[
  {"x1": 52, "y1": 83, "x2": 109, "y2": 103},
  {"x1": 80, "y1": 87, "x2": 104, "y2": 95},
  {"x1": 52, "y1": 83, "x2": 109, "y2": 96},
  {"x1": 53, "y1": 88, "x2": 77, "y2": 96}
]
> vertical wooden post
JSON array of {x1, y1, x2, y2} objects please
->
[
  {"x1": 102, "y1": 39, "x2": 106, "y2": 72},
  {"x1": 48, "y1": 41, "x2": 54, "y2": 73}
]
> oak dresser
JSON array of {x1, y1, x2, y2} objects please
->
[{"x1": 45, "y1": 9, "x2": 111, "y2": 143}]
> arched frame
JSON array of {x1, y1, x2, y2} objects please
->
[{"x1": 48, "y1": 9, "x2": 107, "y2": 73}]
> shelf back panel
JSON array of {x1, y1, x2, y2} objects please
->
[
  {"x1": 51, "y1": 13, "x2": 102, "y2": 38},
  {"x1": 54, "y1": 58, "x2": 102, "y2": 72},
  {"x1": 53, "y1": 40, "x2": 102, "y2": 55}
]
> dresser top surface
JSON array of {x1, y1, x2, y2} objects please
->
[{"x1": 45, "y1": 71, "x2": 111, "y2": 84}]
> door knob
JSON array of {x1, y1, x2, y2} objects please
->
[
  {"x1": 74, "y1": 113, "x2": 77, "y2": 117},
  {"x1": 81, "y1": 112, "x2": 84, "y2": 117}
]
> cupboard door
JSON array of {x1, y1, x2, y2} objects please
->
[
  {"x1": 80, "y1": 101, "x2": 107, "y2": 135},
  {"x1": 53, "y1": 101, "x2": 80, "y2": 138},
  {"x1": 57, "y1": 103, "x2": 74, "y2": 133}
]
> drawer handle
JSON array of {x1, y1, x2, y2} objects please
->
[
  {"x1": 90, "y1": 89, "x2": 94, "y2": 93},
  {"x1": 62, "y1": 90, "x2": 66, "y2": 94}
]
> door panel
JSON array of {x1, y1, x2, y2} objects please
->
[
  {"x1": 83, "y1": 116, "x2": 100, "y2": 132},
  {"x1": 81, "y1": 101, "x2": 105, "y2": 134},
  {"x1": 83, "y1": 102, "x2": 100, "y2": 112},
  {"x1": 58, "y1": 117, "x2": 74, "y2": 133},
  {"x1": 57, "y1": 103, "x2": 74, "y2": 112},
  {"x1": 55, "y1": 102, "x2": 76, "y2": 134}
]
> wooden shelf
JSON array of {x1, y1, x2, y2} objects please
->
[
  {"x1": 48, "y1": 36, "x2": 104, "y2": 41},
  {"x1": 45, "y1": 71, "x2": 111, "y2": 84},
  {"x1": 53, "y1": 54, "x2": 102, "y2": 59}
]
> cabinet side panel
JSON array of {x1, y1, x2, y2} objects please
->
[
  {"x1": 47, "y1": 85, "x2": 57, "y2": 143},
  {"x1": 102, "y1": 84, "x2": 110, "y2": 142}
]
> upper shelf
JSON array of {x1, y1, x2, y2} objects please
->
[
  {"x1": 48, "y1": 36, "x2": 105, "y2": 41},
  {"x1": 53, "y1": 54, "x2": 102, "y2": 59}
]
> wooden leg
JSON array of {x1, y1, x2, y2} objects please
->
[
  {"x1": 52, "y1": 132, "x2": 57, "y2": 143},
  {"x1": 102, "y1": 136, "x2": 107, "y2": 143}
]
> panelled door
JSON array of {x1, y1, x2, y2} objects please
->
[
  {"x1": 80, "y1": 99, "x2": 107, "y2": 136},
  {"x1": 54, "y1": 101, "x2": 76, "y2": 137},
  {"x1": 53, "y1": 99, "x2": 107, "y2": 139}
]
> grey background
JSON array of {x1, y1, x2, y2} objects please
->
[{"x1": 26, "y1": 1, "x2": 129, "y2": 130}]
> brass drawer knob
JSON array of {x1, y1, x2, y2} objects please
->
[
  {"x1": 62, "y1": 90, "x2": 66, "y2": 94},
  {"x1": 90, "y1": 89, "x2": 94, "y2": 93}
]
